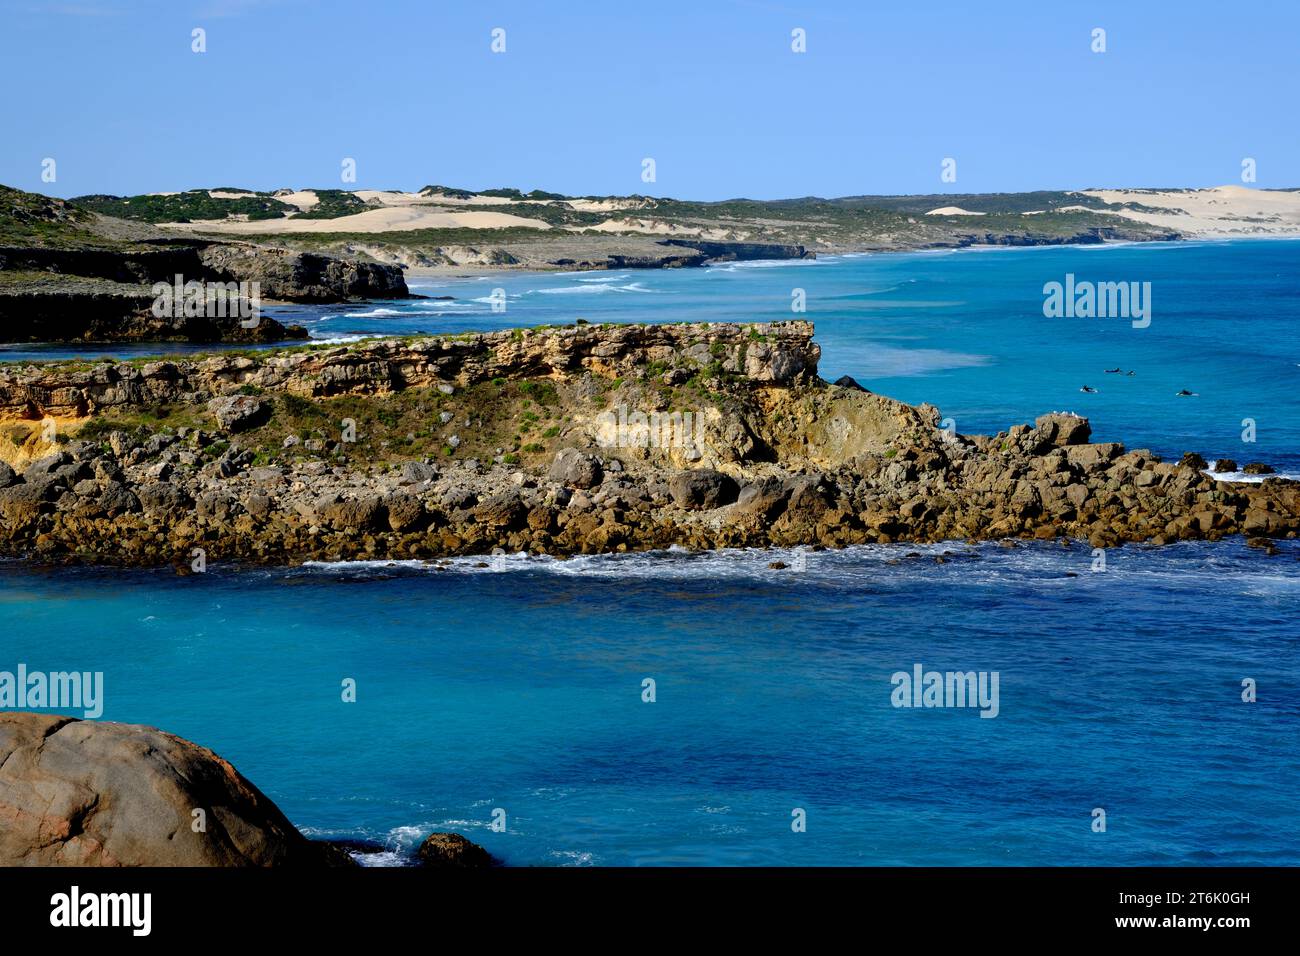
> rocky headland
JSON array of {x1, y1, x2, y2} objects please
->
[
  {"x1": 0, "y1": 320, "x2": 1295, "y2": 566},
  {"x1": 0, "y1": 185, "x2": 410, "y2": 344}
]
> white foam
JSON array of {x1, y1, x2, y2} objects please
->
[{"x1": 1204, "y1": 468, "x2": 1299, "y2": 484}]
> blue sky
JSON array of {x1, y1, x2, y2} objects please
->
[{"x1": 3, "y1": 0, "x2": 1297, "y2": 200}]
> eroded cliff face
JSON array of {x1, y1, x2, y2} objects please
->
[
  {"x1": 0, "y1": 321, "x2": 1295, "y2": 565},
  {"x1": 0, "y1": 238, "x2": 408, "y2": 343}
]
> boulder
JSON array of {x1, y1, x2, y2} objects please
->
[
  {"x1": 383, "y1": 492, "x2": 428, "y2": 532},
  {"x1": 400, "y1": 461, "x2": 438, "y2": 484},
  {"x1": 21, "y1": 451, "x2": 72, "y2": 481},
  {"x1": 207, "y1": 395, "x2": 271, "y2": 433},
  {"x1": 734, "y1": 477, "x2": 791, "y2": 520},
  {"x1": 669, "y1": 469, "x2": 739, "y2": 510},
  {"x1": 320, "y1": 496, "x2": 384, "y2": 532},
  {"x1": 416, "y1": 832, "x2": 494, "y2": 869},
  {"x1": 549, "y1": 448, "x2": 603, "y2": 489},
  {"x1": 0, "y1": 713, "x2": 350, "y2": 867},
  {"x1": 1032, "y1": 413, "x2": 1091, "y2": 448}
]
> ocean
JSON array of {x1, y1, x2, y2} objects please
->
[{"x1": 2, "y1": 240, "x2": 1298, "y2": 865}]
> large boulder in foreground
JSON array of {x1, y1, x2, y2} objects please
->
[{"x1": 0, "y1": 713, "x2": 348, "y2": 867}]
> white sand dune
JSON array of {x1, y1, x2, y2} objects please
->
[
  {"x1": 271, "y1": 189, "x2": 320, "y2": 212},
  {"x1": 925, "y1": 206, "x2": 985, "y2": 216},
  {"x1": 586, "y1": 217, "x2": 700, "y2": 235},
  {"x1": 163, "y1": 204, "x2": 552, "y2": 234},
  {"x1": 1079, "y1": 185, "x2": 1300, "y2": 236}
]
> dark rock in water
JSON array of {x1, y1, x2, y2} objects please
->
[
  {"x1": 833, "y1": 375, "x2": 867, "y2": 392},
  {"x1": 1214, "y1": 458, "x2": 1239, "y2": 472},
  {"x1": 669, "y1": 469, "x2": 739, "y2": 510},
  {"x1": 1243, "y1": 462, "x2": 1275, "y2": 475},
  {"x1": 549, "y1": 448, "x2": 603, "y2": 489},
  {"x1": 417, "y1": 832, "x2": 494, "y2": 869},
  {"x1": 207, "y1": 394, "x2": 270, "y2": 433},
  {"x1": 1180, "y1": 452, "x2": 1208, "y2": 470},
  {"x1": 0, "y1": 713, "x2": 353, "y2": 867},
  {"x1": 1246, "y1": 536, "x2": 1280, "y2": 555},
  {"x1": 768, "y1": 560, "x2": 788, "y2": 569}
]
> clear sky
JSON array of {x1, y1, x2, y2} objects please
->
[{"x1": 3, "y1": 0, "x2": 1297, "y2": 200}]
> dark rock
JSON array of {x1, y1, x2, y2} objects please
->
[
  {"x1": 21, "y1": 451, "x2": 72, "y2": 481},
  {"x1": 669, "y1": 469, "x2": 739, "y2": 510},
  {"x1": 1243, "y1": 462, "x2": 1275, "y2": 475},
  {"x1": 416, "y1": 832, "x2": 494, "y2": 869},
  {"x1": 1214, "y1": 458, "x2": 1238, "y2": 472},
  {"x1": 399, "y1": 461, "x2": 437, "y2": 484},
  {"x1": 137, "y1": 482, "x2": 192, "y2": 514},
  {"x1": 833, "y1": 375, "x2": 867, "y2": 392},
  {"x1": 549, "y1": 448, "x2": 603, "y2": 489},
  {"x1": 1180, "y1": 452, "x2": 1208, "y2": 470},
  {"x1": 735, "y1": 477, "x2": 791, "y2": 520}
]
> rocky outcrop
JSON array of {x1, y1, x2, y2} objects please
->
[
  {"x1": 0, "y1": 713, "x2": 351, "y2": 866},
  {"x1": 196, "y1": 244, "x2": 408, "y2": 302},
  {"x1": 0, "y1": 284, "x2": 307, "y2": 344},
  {"x1": 0, "y1": 238, "x2": 408, "y2": 343},
  {"x1": 417, "y1": 832, "x2": 495, "y2": 868},
  {"x1": 939, "y1": 224, "x2": 1181, "y2": 248},
  {"x1": 659, "y1": 238, "x2": 813, "y2": 262},
  {"x1": 0, "y1": 321, "x2": 1295, "y2": 565},
  {"x1": 0, "y1": 321, "x2": 821, "y2": 423}
]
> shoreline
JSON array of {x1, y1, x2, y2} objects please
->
[{"x1": 398, "y1": 232, "x2": 1300, "y2": 280}]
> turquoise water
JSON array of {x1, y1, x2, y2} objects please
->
[
  {"x1": 1, "y1": 541, "x2": 1297, "y2": 866},
  {"x1": 2, "y1": 240, "x2": 1298, "y2": 865}
]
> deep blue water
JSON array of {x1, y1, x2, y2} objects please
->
[
  {"x1": 2, "y1": 240, "x2": 1298, "y2": 865},
  {"x1": 1, "y1": 542, "x2": 1297, "y2": 866}
]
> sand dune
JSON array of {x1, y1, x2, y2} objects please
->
[
  {"x1": 1080, "y1": 185, "x2": 1300, "y2": 236},
  {"x1": 925, "y1": 206, "x2": 985, "y2": 216},
  {"x1": 164, "y1": 204, "x2": 552, "y2": 234}
]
